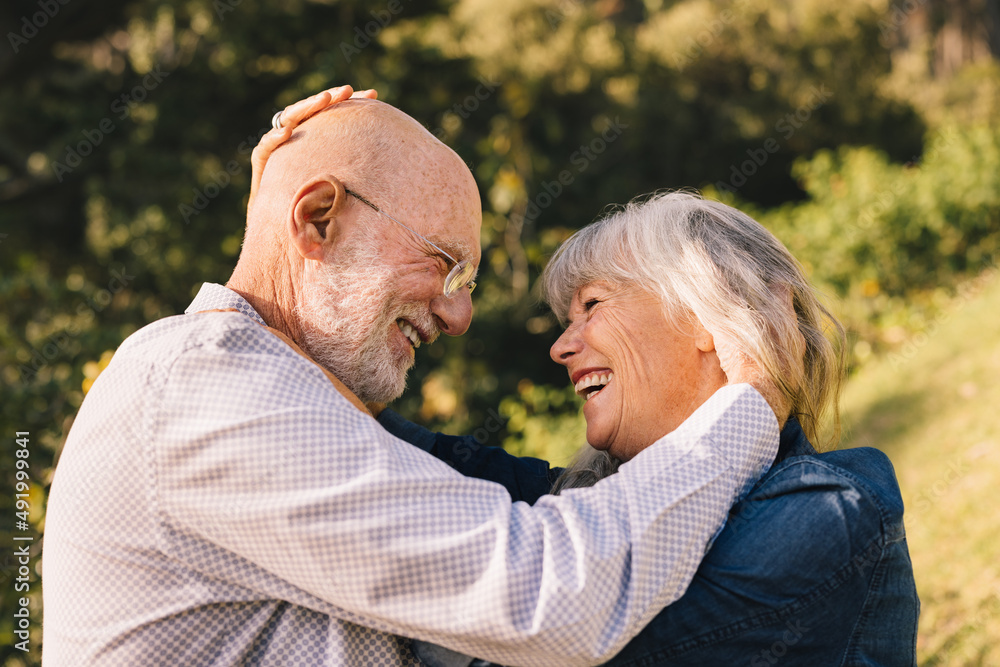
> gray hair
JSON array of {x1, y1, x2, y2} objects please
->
[
  {"x1": 542, "y1": 191, "x2": 846, "y2": 475},
  {"x1": 550, "y1": 448, "x2": 622, "y2": 495}
]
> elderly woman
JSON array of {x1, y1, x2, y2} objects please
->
[
  {"x1": 387, "y1": 192, "x2": 919, "y2": 667},
  {"x1": 256, "y1": 91, "x2": 919, "y2": 665}
]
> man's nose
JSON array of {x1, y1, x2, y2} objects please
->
[
  {"x1": 431, "y1": 289, "x2": 474, "y2": 336},
  {"x1": 550, "y1": 325, "x2": 581, "y2": 366}
]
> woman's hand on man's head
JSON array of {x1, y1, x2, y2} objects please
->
[{"x1": 247, "y1": 85, "x2": 378, "y2": 212}]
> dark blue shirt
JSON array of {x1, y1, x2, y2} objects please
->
[{"x1": 378, "y1": 411, "x2": 920, "y2": 666}]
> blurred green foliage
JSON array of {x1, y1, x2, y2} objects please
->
[
  {"x1": 740, "y1": 118, "x2": 1000, "y2": 364},
  {"x1": 1, "y1": 0, "x2": 998, "y2": 664}
]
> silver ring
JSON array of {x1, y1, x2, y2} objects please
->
[{"x1": 271, "y1": 110, "x2": 284, "y2": 131}]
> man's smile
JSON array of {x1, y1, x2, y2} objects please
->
[{"x1": 397, "y1": 318, "x2": 423, "y2": 349}]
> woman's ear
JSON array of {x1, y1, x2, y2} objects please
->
[
  {"x1": 695, "y1": 332, "x2": 715, "y2": 353},
  {"x1": 288, "y1": 175, "x2": 348, "y2": 260},
  {"x1": 690, "y1": 316, "x2": 716, "y2": 353}
]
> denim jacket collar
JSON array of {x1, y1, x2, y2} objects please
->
[{"x1": 775, "y1": 417, "x2": 817, "y2": 464}]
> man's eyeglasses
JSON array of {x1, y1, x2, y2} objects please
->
[{"x1": 345, "y1": 189, "x2": 477, "y2": 298}]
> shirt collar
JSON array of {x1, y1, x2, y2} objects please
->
[
  {"x1": 185, "y1": 283, "x2": 267, "y2": 326},
  {"x1": 775, "y1": 417, "x2": 818, "y2": 463}
]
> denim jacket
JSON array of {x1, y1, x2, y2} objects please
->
[{"x1": 378, "y1": 411, "x2": 920, "y2": 666}]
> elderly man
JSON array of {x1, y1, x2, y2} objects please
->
[{"x1": 42, "y1": 88, "x2": 783, "y2": 666}]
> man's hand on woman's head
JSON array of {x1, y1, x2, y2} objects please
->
[
  {"x1": 247, "y1": 85, "x2": 378, "y2": 212},
  {"x1": 708, "y1": 285, "x2": 805, "y2": 429}
]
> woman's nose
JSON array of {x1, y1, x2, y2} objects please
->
[{"x1": 550, "y1": 325, "x2": 582, "y2": 365}]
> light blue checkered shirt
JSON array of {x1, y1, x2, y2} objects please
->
[{"x1": 42, "y1": 283, "x2": 779, "y2": 666}]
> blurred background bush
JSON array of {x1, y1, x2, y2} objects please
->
[{"x1": 1, "y1": 0, "x2": 998, "y2": 664}]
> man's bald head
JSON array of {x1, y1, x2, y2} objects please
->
[
  {"x1": 228, "y1": 98, "x2": 482, "y2": 404},
  {"x1": 249, "y1": 99, "x2": 476, "y2": 236}
]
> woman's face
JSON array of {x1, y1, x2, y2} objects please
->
[{"x1": 549, "y1": 282, "x2": 727, "y2": 461}]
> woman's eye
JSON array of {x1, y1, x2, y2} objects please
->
[{"x1": 583, "y1": 299, "x2": 599, "y2": 311}]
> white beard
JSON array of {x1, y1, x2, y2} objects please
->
[{"x1": 298, "y1": 239, "x2": 432, "y2": 405}]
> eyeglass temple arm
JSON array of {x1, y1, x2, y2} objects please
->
[{"x1": 344, "y1": 188, "x2": 462, "y2": 265}]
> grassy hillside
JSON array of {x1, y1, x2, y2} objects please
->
[{"x1": 838, "y1": 266, "x2": 1000, "y2": 666}]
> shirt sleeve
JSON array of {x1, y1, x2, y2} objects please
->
[
  {"x1": 377, "y1": 408, "x2": 562, "y2": 505},
  {"x1": 150, "y1": 326, "x2": 779, "y2": 667}
]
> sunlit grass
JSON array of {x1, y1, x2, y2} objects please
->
[{"x1": 839, "y1": 268, "x2": 1000, "y2": 666}]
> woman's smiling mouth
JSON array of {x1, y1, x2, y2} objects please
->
[{"x1": 574, "y1": 370, "x2": 614, "y2": 400}]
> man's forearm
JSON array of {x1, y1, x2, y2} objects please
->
[
  {"x1": 156, "y1": 340, "x2": 777, "y2": 666},
  {"x1": 377, "y1": 408, "x2": 561, "y2": 504}
]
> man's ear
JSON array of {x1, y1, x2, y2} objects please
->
[{"x1": 288, "y1": 175, "x2": 348, "y2": 260}]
